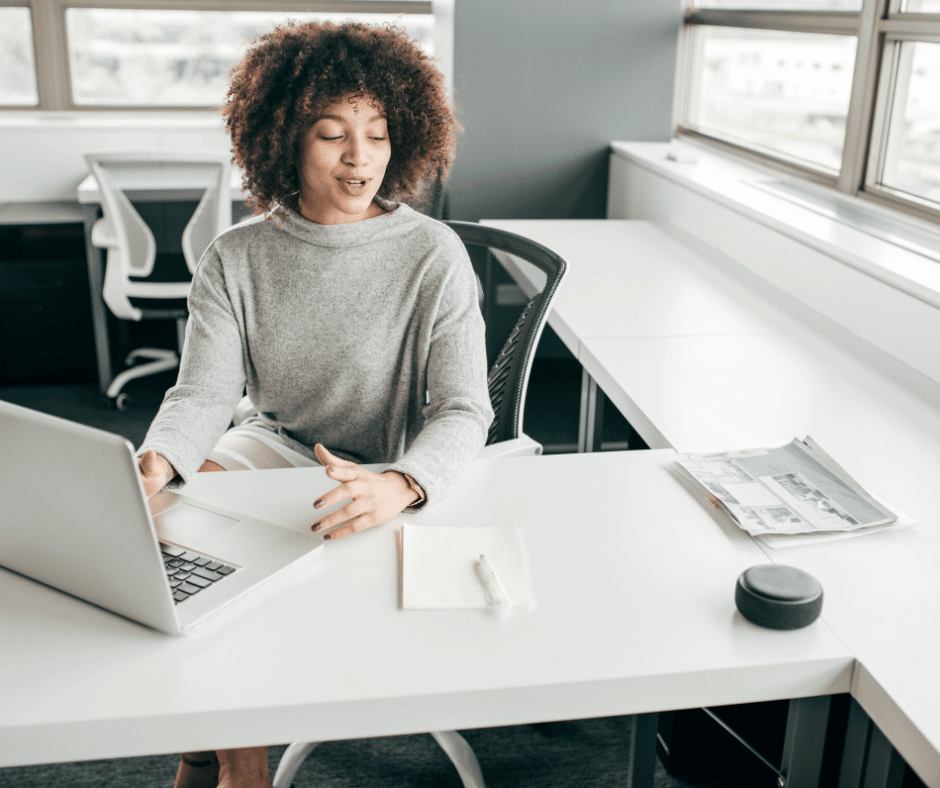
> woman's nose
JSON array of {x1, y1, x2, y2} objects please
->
[{"x1": 343, "y1": 136, "x2": 368, "y2": 165}]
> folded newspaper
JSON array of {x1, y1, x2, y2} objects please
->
[{"x1": 675, "y1": 437, "x2": 897, "y2": 536}]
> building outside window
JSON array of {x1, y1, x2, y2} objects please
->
[
  {"x1": 0, "y1": 0, "x2": 439, "y2": 110},
  {"x1": 680, "y1": 0, "x2": 940, "y2": 223},
  {"x1": 0, "y1": 5, "x2": 39, "y2": 106}
]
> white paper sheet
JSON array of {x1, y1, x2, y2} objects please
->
[{"x1": 399, "y1": 523, "x2": 533, "y2": 609}]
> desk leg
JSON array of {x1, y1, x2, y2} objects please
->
[
  {"x1": 578, "y1": 369, "x2": 605, "y2": 453},
  {"x1": 627, "y1": 712, "x2": 658, "y2": 788},
  {"x1": 781, "y1": 695, "x2": 831, "y2": 788},
  {"x1": 837, "y1": 699, "x2": 905, "y2": 788},
  {"x1": 80, "y1": 204, "x2": 112, "y2": 393}
]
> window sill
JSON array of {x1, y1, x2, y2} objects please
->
[
  {"x1": 610, "y1": 140, "x2": 940, "y2": 312},
  {"x1": 0, "y1": 110, "x2": 225, "y2": 129}
]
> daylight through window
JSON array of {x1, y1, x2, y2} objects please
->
[
  {"x1": 681, "y1": 0, "x2": 940, "y2": 223},
  {"x1": 1, "y1": 1, "x2": 440, "y2": 111},
  {"x1": 0, "y1": 6, "x2": 39, "y2": 106},
  {"x1": 65, "y1": 8, "x2": 434, "y2": 107}
]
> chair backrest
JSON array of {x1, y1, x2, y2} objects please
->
[
  {"x1": 445, "y1": 221, "x2": 567, "y2": 446},
  {"x1": 84, "y1": 151, "x2": 232, "y2": 319}
]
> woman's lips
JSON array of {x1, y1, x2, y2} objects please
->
[{"x1": 338, "y1": 178, "x2": 368, "y2": 195}]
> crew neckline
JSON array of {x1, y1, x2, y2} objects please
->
[{"x1": 279, "y1": 198, "x2": 413, "y2": 247}]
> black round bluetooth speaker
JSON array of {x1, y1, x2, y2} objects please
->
[{"x1": 735, "y1": 564, "x2": 823, "y2": 630}]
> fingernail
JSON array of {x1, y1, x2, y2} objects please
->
[
  {"x1": 314, "y1": 499, "x2": 324, "y2": 509},
  {"x1": 323, "y1": 533, "x2": 332, "y2": 540},
  {"x1": 311, "y1": 524, "x2": 320, "y2": 532}
]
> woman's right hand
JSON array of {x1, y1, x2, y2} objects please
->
[{"x1": 138, "y1": 450, "x2": 175, "y2": 500}]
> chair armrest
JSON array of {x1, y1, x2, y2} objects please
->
[
  {"x1": 477, "y1": 434, "x2": 543, "y2": 459},
  {"x1": 90, "y1": 216, "x2": 117, "y2": 249}
]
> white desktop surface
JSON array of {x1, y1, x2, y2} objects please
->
[
  {"x1": 77, "y1": 166, "x2": 245, "y2": 204},
  {"x1": 480, "y1": 218, "x2": 940, "y2": 786},
  {"x1": 0, "y1": 201, "x2": 88, "y2": 225},
  {"x1": 481, "y1": 220, "x2": 840, "y2": 359},
  {"x1": 0, "y1": 451, "x2": 853, "y2": 768},
  {"x1": 579, "y1": 331, "x2": 940, "y2": 523},
  {"x1": 854, "y1": 656, "x2": 940, "y2": 788},
  {"x1": 768, "y1": 520, "x2": 940, "y2": 787}
]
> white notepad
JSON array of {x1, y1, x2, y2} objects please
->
[{"x1": 398, "y1": 523, "x2": 533, "y2": 609}]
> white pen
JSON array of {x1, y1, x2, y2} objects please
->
[{"x1": 476, "y1": 553, "x2": 510, "y2": 608}]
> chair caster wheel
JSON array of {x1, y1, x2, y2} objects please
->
[{"x1": 108, "y1": 392, "x2": 130, "y2": 411}]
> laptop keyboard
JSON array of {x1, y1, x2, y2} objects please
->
[{"x1": 160, "y1": 544, "x2": 237, "y2": 604}]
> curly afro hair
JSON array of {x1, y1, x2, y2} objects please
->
[{"x1": 222, "y1": 20, "x2": 456, "y2": 217}]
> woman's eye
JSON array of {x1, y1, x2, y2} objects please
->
[{"x1": 320, "y1": 135, "x2": 342, "y2": 141}]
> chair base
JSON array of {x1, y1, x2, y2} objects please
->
[
  {"x1": 271, "y1": 732, "x2": 486, "y2": 788},
  {"x1": 105, "y1": 347, "x2": 179, "y2": 401},
  {"x1": 272, "y1": 741, "x2": 321, "y2": 788}
]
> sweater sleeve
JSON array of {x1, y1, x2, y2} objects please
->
[
  {"x1": 385, "y1": 239, "x2": 494, "y2": 506},
  {"x1": 137, "y1": 246, "x2": 247, "y2": 487}
]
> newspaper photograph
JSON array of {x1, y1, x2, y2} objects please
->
[{"x1": 675, "y1": 437, "x2": 897, "y2": 536}]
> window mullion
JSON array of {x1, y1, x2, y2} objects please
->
[
  {"x1": 837, "y1": 0, "x2": 890, "y2": 193},
  {"x1": 686, "y1": 9, "x2": 859, "y2": 35},
  {"x1": 881, "y1": 17, "x2": 940, "y2": 35},
  {"x1": 31, "y1": 0, "x2": 71, "y2": 110}
]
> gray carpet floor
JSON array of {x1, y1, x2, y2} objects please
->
[{"x1": 2, "y1": 719, "x2": 695, "y2": 788}]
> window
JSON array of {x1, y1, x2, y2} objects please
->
[
  {"x1": 868, "y1": 38, "x2": 940, "y2": 210},
  {"x1": 679, "y1": 0, "x2": 940, "y2": 224},
  {"x1": 3, "y1": 0, "x2": 443, "y2": 111},
  {"x1": 65, "y1": 7, "x2": 434, "y2": 107},
  {"x1": 688, "y1": 27, "x2": 857, "y2": 172},
  {"x1": 0, "y1": 5, "x2": 39, "y2": 106}
]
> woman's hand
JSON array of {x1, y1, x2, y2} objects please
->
[
  {"x1": 311, "y1": 444, "x2": 420, "y2": 540},
  {"x1": 138, "y1": 450, "x2": 175, "y2": 500}
]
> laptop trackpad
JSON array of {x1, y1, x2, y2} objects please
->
[{"x1": 154, "y1": 503, "x2": 238, "y2": 545}]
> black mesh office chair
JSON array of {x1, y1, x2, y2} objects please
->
[
  {"x1": 445, "y1": 221, "x2": 567, "y2": 455},
  {"x1": 270, "y1": 224, "x2": 567, "y2": 788}
]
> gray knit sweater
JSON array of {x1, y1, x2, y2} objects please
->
[{"x1": 139, "y1": 201, "x2": 493, "y2": 506}]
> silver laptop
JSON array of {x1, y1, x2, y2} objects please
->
[{"x1": 0, "y1": 400, "x2": 324, "y2": 635}]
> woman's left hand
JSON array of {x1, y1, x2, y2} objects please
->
[{"x1": 311, "y1": 444, "x2": 420, "y2": 540}]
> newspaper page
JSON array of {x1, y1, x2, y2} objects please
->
[{"x1": 675, "y1": 437, "x2": 897, "y2": 536}]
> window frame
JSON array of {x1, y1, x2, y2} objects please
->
[
  {"x1": 3, "y1": 0, "x2": 444, "y2": 112},
  {"x1": 678, "y1": 0, "x2": 940, "y2": 225}
]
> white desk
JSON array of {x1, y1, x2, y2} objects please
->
[
  {"x1": 481, "y1": 220, "x2": 846, "y2": 451},
  {"x1": 579, "y1": 331, "x2": 940, "y2": 502},
  {"x1": 483, "y1": 220, "x2": 839, "y2": 353},
  {"x1": 0, "y1": 201, "x2": 89, "y2": 226},
  {"x1": 0, "y1": 451, "x2": 853, "y2": 781},
  {"x1": 75, "y1": 167, "x2": 247, "y2": 392},
  {"x1": 76, "y1": 166, "x2": 245, "y2": 205},
  {"x1": 851, "y1": 656, "x2": 940, "y2": 787},
  {"x1": 482, "y1": 219, "x2": 940, "y2": 787}
]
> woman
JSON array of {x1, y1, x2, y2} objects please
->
[{"x1": 136, "y1": 20, "x2": 492, "y2": 788}]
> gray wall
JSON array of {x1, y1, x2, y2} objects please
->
[{"x1": 448, "y1": 0, "x2": 682, "y2": 221}]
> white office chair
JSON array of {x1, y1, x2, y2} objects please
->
[
  {"x1": 85, "y1": 151, "x2": 231, "y2": 409},
  {"x1": 268, "y1": 223, "x2": 568, "y2": 788}
]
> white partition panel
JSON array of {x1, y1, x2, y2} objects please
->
[{"x1": 608, "y1": 144, "x2": 940, "y2": 388}]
